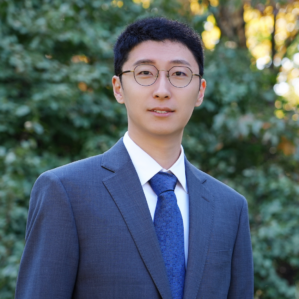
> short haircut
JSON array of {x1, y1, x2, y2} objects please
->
[{"x1": 114, "y1": 17, "x2": 204, "y2": 77}]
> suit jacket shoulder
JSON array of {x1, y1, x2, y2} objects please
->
[
  {"x1": 37, "y1": 138, "x2": 130, "y2": 186},
  {"x1": 186, "y1": 160, "x2": 246, "y2": 213}
]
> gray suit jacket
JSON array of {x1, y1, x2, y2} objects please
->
[{"x1": 15, "y1": 138, "x2": 253, "y2": 299}]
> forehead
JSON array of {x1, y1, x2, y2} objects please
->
[{"x1": 125, "y1": 40, "x2": 198, "y2": 69}]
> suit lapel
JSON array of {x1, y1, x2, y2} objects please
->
[
  {"x1": 101, "y1": 139, "x2": 172, "y2": 299},
  {"x1": 183, "y1": 160, "x2": 215, "y2": 299}
]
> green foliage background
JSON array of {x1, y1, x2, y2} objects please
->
[{"x1": 0, "y1": 0, "x2": 299, "y2": 298}]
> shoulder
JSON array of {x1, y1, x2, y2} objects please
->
[
  {"x1": 30, "y1": 155, "x2": 108, "y2": 203},
  {"x1": 38, "y1": 154, "x2": 105, "y2": 183},
  {"x1": 34, "y1": 138, "x2": 128, "y2": 190},
  {"x1": 187, "y1": 161, "x2": 247, "y2": 211}
]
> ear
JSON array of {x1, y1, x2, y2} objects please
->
[
  {"x1": 195, "y1": 78, "x2": 206, "y2": 107},
  {"x1": 112, "y1": 76, "x2": 125, "y2": 104}
]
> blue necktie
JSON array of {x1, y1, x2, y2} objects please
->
[{"x1": 149, "y1": 172, "x2": 185, "y2": 299}]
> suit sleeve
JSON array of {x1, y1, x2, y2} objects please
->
[
  {"x1": 228, "y1": 197, "x2": 254, "y2": 299},
  {"x1": 15, "y1": 171, "x2": 79, "y2": 299}
]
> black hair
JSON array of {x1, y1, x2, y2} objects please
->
[{"x1": 114, "y1": 17, "x2": 204, "y2": 77}]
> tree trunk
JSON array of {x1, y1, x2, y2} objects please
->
[{"x1": 214, "y1": 1, "x2": 247, "y2": 48}]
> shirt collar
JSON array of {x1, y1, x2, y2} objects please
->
[{"x1": 123, "y1": 132, "x2": 187, "y2": 192}]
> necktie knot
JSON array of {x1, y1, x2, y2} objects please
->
[{"x1": 149, "y1": 172, "x2": 178, "y2": 196}]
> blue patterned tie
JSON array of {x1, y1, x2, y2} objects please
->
[{"x1": 149, "y1": 172, "x2": 185, "y2": 299}]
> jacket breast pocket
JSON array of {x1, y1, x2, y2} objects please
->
[{"x1": 205, "y1": 250, "x2": 232, "y2": 265}]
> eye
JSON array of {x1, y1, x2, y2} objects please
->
[
  {"x1": 135, "y1": 69, "x2": 156, "y2": 77},
  {"x1": 134, "y1": 65, "x2": 158, "y2": 78},
  {"x1": 171, "y1": 71, "x2": 187, "y2": 77},
  {"x1": 138, "y1": 71, "x2": 153, "y2": 76}
]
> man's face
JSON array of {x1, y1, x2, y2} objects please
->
[{"x1": 112, "y1": 40, "x2": 206, "y2": 141}]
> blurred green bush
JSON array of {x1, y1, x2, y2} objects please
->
[{"x1": 0, "y1": 0, "x2": 298, "y2": 298}]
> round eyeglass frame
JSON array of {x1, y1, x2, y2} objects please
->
[{"x1": 118, "y1": 64, "x2": 202, "y2": 88}]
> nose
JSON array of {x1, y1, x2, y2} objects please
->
[{"x1": 153, "y1": 70, "x2": 171, "y2": 100}]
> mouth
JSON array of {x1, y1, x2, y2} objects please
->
[
  {"x1": 149, "y1": 107, "x2": 174, "y2": 115},
  {"x1": 152, "y1": 110, "x2": 170, "y2": 114}
]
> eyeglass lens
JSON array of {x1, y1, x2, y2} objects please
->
[{"x1": 134, "y1": 65, "x2": 193, "y2": 87}]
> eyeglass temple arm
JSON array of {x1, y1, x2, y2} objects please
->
[{"x1": 118, "y1": 70, "x2": 134, "y2": 76}]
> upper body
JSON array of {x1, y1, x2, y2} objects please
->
[
  {"x1": 15, "y1": 137, "x2": 253, "y2": 299},
  {"x1": 15, "y1": 17, "x2": 254, "y2": 299}
]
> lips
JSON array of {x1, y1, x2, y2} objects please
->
[
  {"x1": 148, "y1": 108, "x2": 174, "y2": 117},
  {"x1": 149, "y1": 107, "x2": 174, "y2": 114}
]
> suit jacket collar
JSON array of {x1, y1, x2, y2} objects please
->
[
  {"x1": 101, "y1": 138, "x2": 172, "y2": 299},
  {"x1": 101, "y1": 139, "x2": 215, "y2": 299},
  {"x1": 100, "y1": 138, "x2": 130, "y2": 172},
  {"x1": 183, "y1": 159, "x2": 215, "y2": 299}
]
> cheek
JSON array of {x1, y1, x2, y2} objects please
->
[
  {"x1": 177, "y1": 93, "x2": 199, "y2": 122},
  {"x1": 123, "y1": 92, "x2": 145, "y2": 115},
  {"x1": 178, "y1": 89, "x2": 199, "y2": 109}
]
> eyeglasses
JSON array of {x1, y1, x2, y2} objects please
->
[{"x1": 118, "y1": 64, "x2": 201, "y2": 88}]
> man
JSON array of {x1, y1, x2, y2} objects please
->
[{"x1": 15, "y1": 17, "x2": 253, "y2": 299}]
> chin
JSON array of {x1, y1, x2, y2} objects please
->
[{"x1": 146, "y1": 126, "x2": 182, "y2": 137}]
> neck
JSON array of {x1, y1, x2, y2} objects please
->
[{"x1": 127, "y1": 128, "x2": 183, "y2": 170}]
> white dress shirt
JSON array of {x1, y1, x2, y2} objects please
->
[{"x1": 123, "y1": 132, "x2": 189, "y2": 264}]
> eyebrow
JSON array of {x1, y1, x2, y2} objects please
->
[
  {"x1": 133, "y1": 59, "x2": 155, "y2": 66},
  {"x1": 170, "y1": 59, "x2": 191, "y2": 67},
  {"x1": 132, "y1": 59, "x2": 191, "y2": 67}
]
